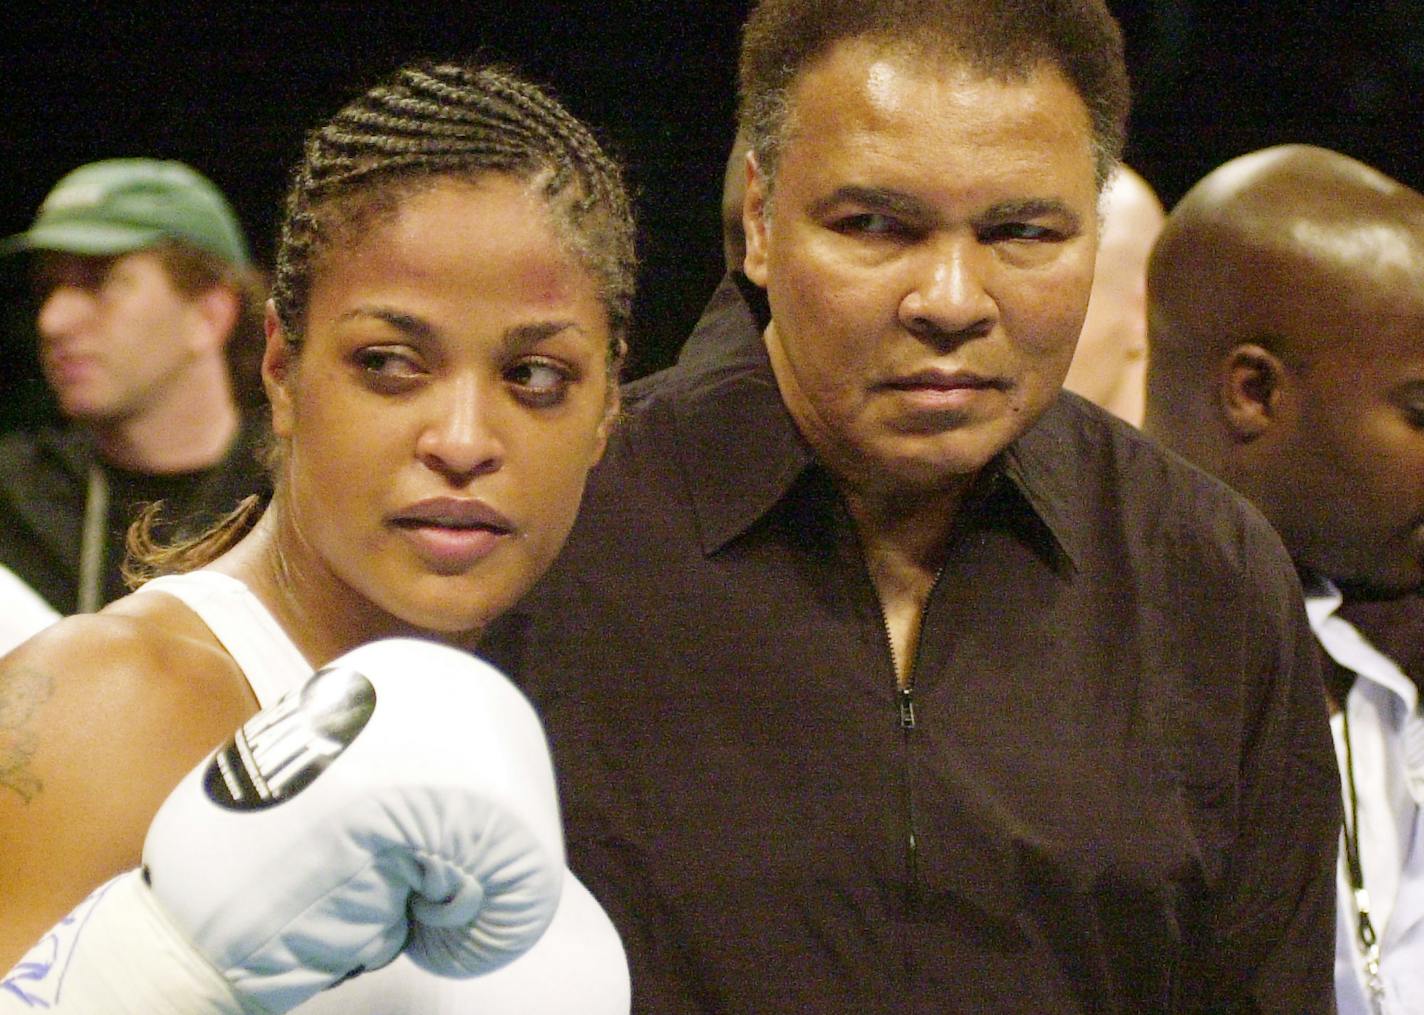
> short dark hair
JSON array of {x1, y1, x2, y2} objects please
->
[
  {"x1": 738, "y1": 0, "x2": 1130, "y2": 188},
  {"x1": 272, "y1": 61, "x2": 636, "y2": 360}
]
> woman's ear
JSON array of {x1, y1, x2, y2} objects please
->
[
  {"x1": 1219, "y1": 342, "x2": 1287, "y2": 441},
  {"x1": 262, "y1": 301, "x2": 297, "y2": 438}
]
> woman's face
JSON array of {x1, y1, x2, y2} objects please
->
[{"x1": 264, "y1": 173, "x2": 616, "y2": 635}]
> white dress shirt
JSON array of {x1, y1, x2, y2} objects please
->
[{"x1": 1307, "y1": 581, "x2": 1424, "y2": 1015}]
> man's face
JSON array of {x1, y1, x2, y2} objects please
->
[
  {"x1": 1264, "y1": 270, "x2": 1424, "y2": 594},
  {"x1": 744, "y1": 42, "x2": 1100, "y2": 498},
  {"x1": 34, "y1": 249, "x2": 204, "y2": 424}
]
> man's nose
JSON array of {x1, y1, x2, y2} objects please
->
[
  {"x1": 897, "y1": 235, "x2": 998, "y2": 343},
  {"x1": 36, "y1": 286, "x2": 97, "y2": 342}
]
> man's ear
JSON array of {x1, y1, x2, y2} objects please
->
[
  {"x1": 261, "y1": 301, "x2": 297, "y2": 438},
  {"x1": 1219, "y1": 343, "x2": 1287, "y2": 441},
  {"x1": 742, "y1": 151, "x2": 771, "y2": 288},
  {"x1": 191, "y1": 285, "x2": 241, "y2": 353}
]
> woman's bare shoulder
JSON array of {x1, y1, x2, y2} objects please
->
[
  {"x1": 1, "y1": 589, "x2": 258, "y2": 754},
  {"x1": 0, "y1": 590, "x2": 261, "y2": 964}
]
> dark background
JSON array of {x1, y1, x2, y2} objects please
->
[{"x1": 4, "y1": 2, "x2": 1423, "y2": 430}]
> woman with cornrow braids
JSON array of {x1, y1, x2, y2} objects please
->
[{"x1": 0, "y1": 62, "x2": 633, "y2": 1013}]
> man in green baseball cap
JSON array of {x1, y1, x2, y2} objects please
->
[
  {"x1": 0, "y1": 158, "x2": 270, "y2": 619},
  {"x1": 0, "y1": 158, "x2": 251, "y2": 267}
]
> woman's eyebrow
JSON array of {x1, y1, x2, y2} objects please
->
[
  {"x1": 334, "y1": 305, "x2": 438, "y2": 341},
  {"x1": 333, "y1": 309, "x2": 588, "y2": 353},
  {"x1": 499, "y1": 321, "x2": 588, "y2": 357}
]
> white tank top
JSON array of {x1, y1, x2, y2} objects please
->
[{"x1": 135, "y1": 570, "x2": 631, "y2": 1014}]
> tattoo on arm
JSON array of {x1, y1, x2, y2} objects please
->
[{"x1": 0, "y1": 668, "x2": 54, "y2": 804}]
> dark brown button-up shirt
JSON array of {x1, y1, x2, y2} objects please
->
[{"x1": 484, "y1": 276, "x2": 1341, "y2": 1014}]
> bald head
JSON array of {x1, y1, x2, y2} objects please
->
[
  {"x1": 1062, "y1": 164, "x2": 1164, "y2": 424},
  {"x1": 1143, "y1": 144, "x2": 1424, "y2": 593}
]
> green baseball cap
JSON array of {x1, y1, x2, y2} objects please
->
[{"x1": 0, "y1": 158, "x2": 250, "y2": 267}]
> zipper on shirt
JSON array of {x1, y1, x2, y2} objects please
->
[
  {"x1": 898, "y1": 686, "x2": 917, "y2": 729},
  {"x1": 869, "y1": 586, "x2": 921, "y2": 899},
  {"x1": 871, "y1": 566, "x2": 946, "y2": 911}
]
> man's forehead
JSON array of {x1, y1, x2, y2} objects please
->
[
  {"x1": 775, "y1": 41, "x2": 1097, "y2": 206},
  {"x1": 791, "y1": 36, "x2": 1077, "y2": 109},
  {"x1": 1262, "y1": 245, "x2": 1424, "y2": 374},
  {"x1": 33, "y1": 248, "x2": 154, "y2": 287},
  {"x1": 783, "y1": 40, "x2": 1091, "y2": 151},
  {"x1": 1285, "y1": 217, "x2": 1424, "y2": 324}
]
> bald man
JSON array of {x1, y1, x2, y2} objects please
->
[
  {"x1": 1062, "y1": 164, "x2": 1164, "y2": 425},
  {"x1": 1143, "y1": 144, "x2": 1424, "y2": 1015}
]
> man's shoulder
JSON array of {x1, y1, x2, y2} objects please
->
[
  {"x1": 617, "y1": 273, "x2": 772, "y2": 418},
  {"x1": 613, "y1": 344, "x2": 775, "y2": 456},
  {"x1": 0, "y1": 426, "x2": 88, "y2": 503},
  {"x1": 1021, "y1": 393, "x2": 1296, "y2": 583},
  {"x1": 1028, "y1": 392, "x2": 1260, "y2": 514}
]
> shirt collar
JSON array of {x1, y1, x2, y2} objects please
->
[
  {"x1": 666, "y1": 276, "x2": 1079, "y2": 571},
  {"x1": 996, "y1": 409, "x2": 1087, "y2": 571},
  {"x1": 1305, "y1": 574, "x2": 1418, "y2": 711},
  {"x1": 651, "y1": 273, "x2": 807, "y2": 555}
]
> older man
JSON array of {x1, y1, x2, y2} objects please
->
[
  {"x1": 1144, "y1": 144, "x2": 1424, "y2": 1015},
  {"x1": 486, "y1": 2, "x2": 1339, "y2": 1010}
]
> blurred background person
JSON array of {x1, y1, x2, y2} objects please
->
[
  {"x1": 1143, "y1": 143, "x2": 1424, "y2": 1015},
  {"x1": 1061, "y1": 163, "x2": 1164, "y2": 425},
  {"x1": 0, "y1": 159, "x2": 269, "y2": 616},
  {"x1": 720, "y1": 126, "x2": 753, "y2": 275}
]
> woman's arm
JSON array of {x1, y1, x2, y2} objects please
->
[
  {"x1": 3, "y1": 638, "x2": 570, "y2": 1014},
  {"x1": 0, "y1": 609, "x2": 255, "y2": 967}
]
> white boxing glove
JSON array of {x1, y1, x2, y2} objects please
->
[{"x1": 2, "y1": 638, "x2": 565, "y2": 1014}]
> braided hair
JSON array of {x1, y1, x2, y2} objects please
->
[
  {"x1": 272, "y1": 61, "x2": 636, "y2": 359},
  {"x1": 123, "y1": 62, "x2": 634, "y2": 587}
]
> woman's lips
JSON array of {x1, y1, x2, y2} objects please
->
[{"x1": 388, "y1": 497, "x2": 514, "y2": 572}]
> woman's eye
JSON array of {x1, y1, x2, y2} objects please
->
[
  {"x1": 507, "y1": 359, "x2": 573, "y2": 406},
  {"x1": 354, "y1": 347, "x2": 422, "y2": 386}
]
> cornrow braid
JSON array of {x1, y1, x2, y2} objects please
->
[{"x1": 272, "y1": 61, "x2": 636, "y2": 357}]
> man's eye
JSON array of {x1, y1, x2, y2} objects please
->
[
  {"x1": 103, "y1": 266, "x2": 138, "y2": 290},
  {"x1": 836, "y1": 212, "x2": 907, "y2": 237},
  {"x1": 981, "y1": 222, "x2": 1058, "y2": 243},
  {"x1": 507, "y1": 359, "x2": 573, "y2": 406}
]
